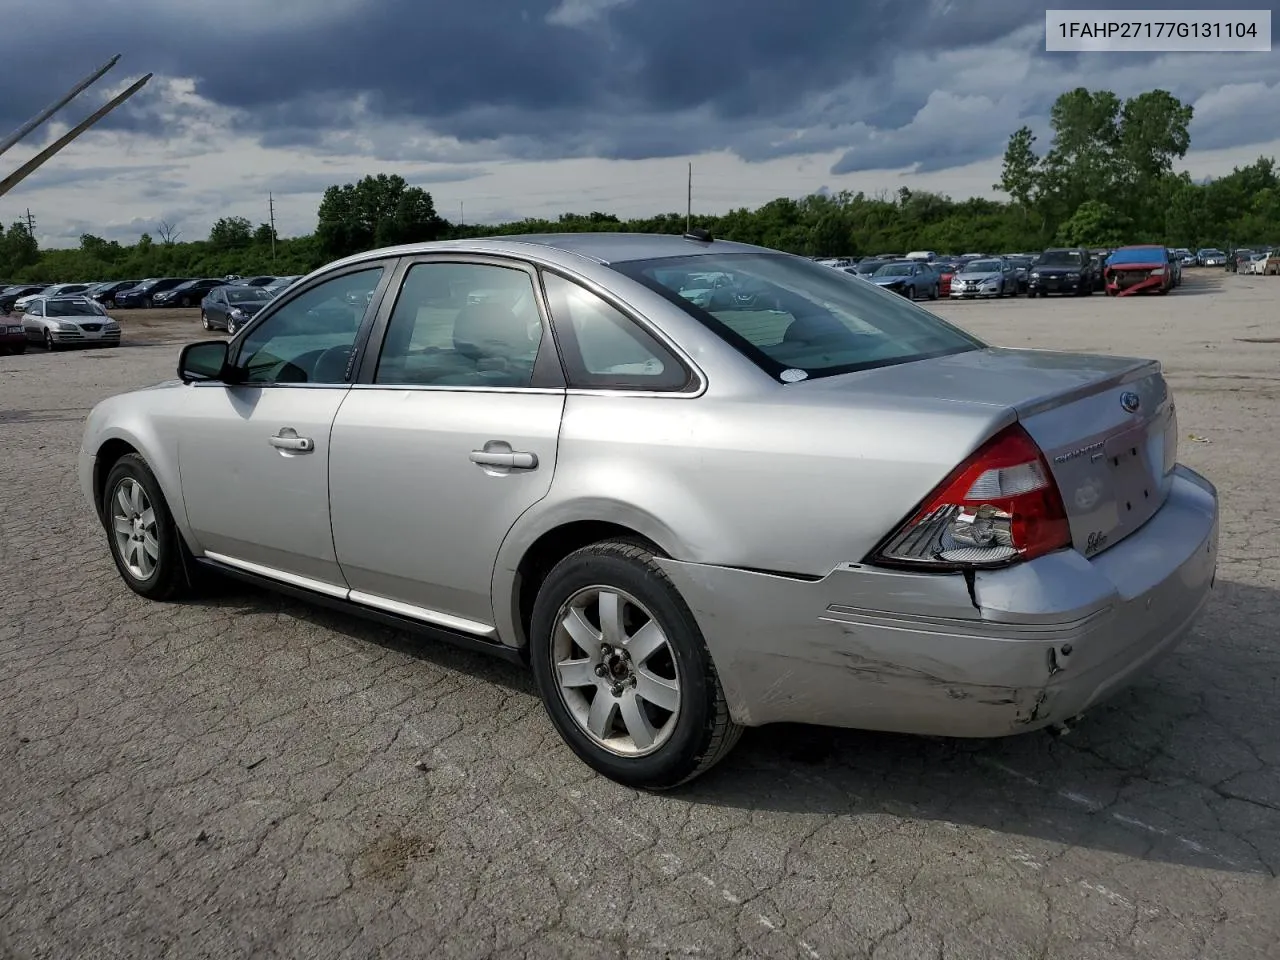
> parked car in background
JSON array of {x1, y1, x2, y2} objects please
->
[
  {"x1": 152, "y1": 278, "x2": 230, "y2": 308},
  {"x1": 234, "y1": 275, "x2": 279, "y2": 287},
  {"x1": 852, "y1": 258, "x2": 891, "y2": 276},
  {"x1": 14, "y1": 283, "x2": 91, "y2": 312},
  {"x1": 1104, "y1": 246, "x2": 1172, "y2": 296},
  {"x1": 115, "y1": 277, "x2": 192, "y2": 308},
  {"x1": 200, "y1": 284, "x2": 274, "y2": 334},
  {"x1": 263, "y1": 275, "x2": 304, "y2": 298},
  {"x1": 88, "y1": 280, "x2": 141, "y2": 309},
  {"x1": 1004, "y1": 255, "x2": 1035, "y2": 294},
  {"x1": 0, "y1": 312, "x2": 25, "y2": 353},
  {"x1": 22, "y1": 296, "x2": 121, "y2": 350},
  {"x1": 1166, "y1": 249, "x2": 1182, "y2": 287},
  {"x1": 1243, "y1": 252, "x2": 1270, "y2": 275},
  {"x1": 933, "y1": 260, "x2": 959, "y2": 297},
  {"x1": 78, "y1": 232, "x2": 1219, "y2": 788},
  {"x1": 1028, "y1": 248, "x2": 1096, "y2": 297},
  {"x1": 0, "y1": 284, "x2": 48, "y2": 313},
  {"x1": 868, "y1": 260, "x2": 938, "y2": 300},
  {"x1": 950, "y1": 257, "x2": 1018, "y2": 298},
  {"x1": 1196, "y1": 248, "x2": 1226, "y2": 267}
]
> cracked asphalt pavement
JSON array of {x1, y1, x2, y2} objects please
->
[{"x1": 1, "y1": 271, "x2": 1277, "y2": 959}]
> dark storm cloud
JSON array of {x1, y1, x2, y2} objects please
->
[{"x1": 2, "y1": 0, "x2": 1277, "y2": 178}]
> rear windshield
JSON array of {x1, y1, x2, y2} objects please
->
[{"x1": 612, "y1": 252, "x2": 983, "y2": 382}]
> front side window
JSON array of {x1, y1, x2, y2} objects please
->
[
  {"x1": 234, "y1": 266, "x2": 383, "y2": 384},
  {"x1": 613, "y1": 253, "x2": 982, "y2": 382},
  {"x1": 374, "y1": 261, "x2": 545, "y2": 388},
  {"x1": 541, "y1": 272, "x2": 689, "y2": 391}
]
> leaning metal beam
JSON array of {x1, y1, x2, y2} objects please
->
[
  {"x1": 0, "y1": 54, "x2": 122, "y2": 158},
  {"x1": 0, "y1": 73, "x2": 152, "y2": 201}
]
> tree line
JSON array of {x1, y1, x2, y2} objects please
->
[{"x1": 2, "y1": 86, "x2": 1276, "y2": 284}]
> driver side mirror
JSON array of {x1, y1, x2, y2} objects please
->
[{"x1": 178, "y1": 340, "x2": 231, "y2": 384}]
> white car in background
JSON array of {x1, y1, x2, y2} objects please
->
[
  {"x1": 22, "y1": 296, "x2": 121, "y2": 351},
  {"x1": 14, "y1": 283, "x2": 91, "y2": 312}
]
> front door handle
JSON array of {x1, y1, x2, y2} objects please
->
[
  {"x1": 269, "y1": 429, "x2": 314, "y2": 452},
  {"x1": 469, "y1": 449, "x2": 538, "y2": 469}
]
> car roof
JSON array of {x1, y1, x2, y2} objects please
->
[{"x1": 327, "y1": 232, "x2": 774, "y2": 271}]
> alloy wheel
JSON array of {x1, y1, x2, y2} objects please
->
[
  {"x1": 551, "y1": 585, "x2": 682, "y2": 757},
  {"x1": 111, "y1": 477, "x2": 160, "y2": 580}
]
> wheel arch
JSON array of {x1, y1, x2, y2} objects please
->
[
  {"x1": 493, "y1": 504, "x2": 691, "y2": 654},
  {"x1": 87, "y1": 422, "x2": 192, "y2": 546}
]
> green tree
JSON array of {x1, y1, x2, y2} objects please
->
[
  {"x1": 1, "y1": 220, "x2": 39, "y2": 272},
  {"x1": 316, "y1": 173, "x2": 446, "y2": 259},
  {"x1": 209, "y1": 216, "x2": 253, "y2": 250},
  {"x1": 1055, "y1": 200, "x2": 1131, "y2": 247},
  {"x1": 253, "y1": 222, "x2": 277, "y2": 246}
]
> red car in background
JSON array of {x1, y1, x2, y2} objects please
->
[
  {"x1": 934, "y1": 260, "x2": 958, "y2": 296},
  {"x1": 1104, "y1": 245, "x2": 1173, "y2": 296},
  {"x1": 1, "y1": 315, "x2": 26, "y2": 354}
]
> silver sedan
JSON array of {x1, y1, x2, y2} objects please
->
[
  {"x1": 79, "y1": 233, "x2": 1219, "y2": 789},
  {"x1": 23, "y1": 296, "x2": 122, "y2": 350}
]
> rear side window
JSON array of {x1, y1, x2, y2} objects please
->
[{"x1": 540, "y1": 272, "x2": 690, "y2": 391}]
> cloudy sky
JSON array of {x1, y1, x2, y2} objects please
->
[{"x1": 1, "y1": 0, "x2": 1277, "y2": 249}]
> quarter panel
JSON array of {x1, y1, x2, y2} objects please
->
[{"x1": 492, "y1": 391, "x2": 1011, "y2": 645}]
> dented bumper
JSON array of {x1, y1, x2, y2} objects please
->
[{"x1": 656, "y1": 465, "x2": 1218, "y2": 737}]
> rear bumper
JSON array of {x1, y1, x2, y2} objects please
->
[{"x1": 657, "y1": 465, "x2": 1218, "y2": 737}]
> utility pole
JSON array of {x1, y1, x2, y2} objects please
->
[
  {"x1": 268, "y1": 192, "x2": 277, "y2": 265},
  {"x1": 460, "y1": 201, "x2": 465, "y2": 228},
  {"x1": 24, "y1": 209, "x2": 35, "y2": 235},
  {"x1": 686, "y1": 162, "x2": 692, "y2": 233}
]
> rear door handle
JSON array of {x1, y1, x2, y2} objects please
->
[{"x1": 469, "y1": 449, "x2": 538, "y2": 469}]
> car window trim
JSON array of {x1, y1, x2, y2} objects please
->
[
  {"x1": 537, "y1": 267, "x2": 698, "y2": 395},
  {"x1": 351, "y1": 252, "x2": 566, "y2": 391},
  {"x1": 222, "y1": 258, "x2": 396, "y2": 389}
]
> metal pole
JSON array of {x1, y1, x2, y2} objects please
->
[
  {"x1": 686, "y1": 162, "x2": 692, "y2": 233},
  {"x1": 0, "y1": 54, "x2": 121, "y2": 158},
  {"x1": 0, "y1": 74, "x2": 152, "y2": 201},
  {"x1": 268, "y1": 192, "x2": 277, "y2": 264}
]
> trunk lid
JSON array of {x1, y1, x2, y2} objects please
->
[{"x1": 802, "y1": 347, "x2": 1178, "y2": 557}]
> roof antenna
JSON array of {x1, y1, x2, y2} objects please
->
[{"x1": 681, "y1": 162, "x2": 713, "y2": 242}]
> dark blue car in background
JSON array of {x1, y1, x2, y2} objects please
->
[{"x1": 114, "y1": 277, "x2": 191, "y2": 308}]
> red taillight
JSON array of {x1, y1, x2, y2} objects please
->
[{"x1": 870, "y1": 423, "x2": 1071, "y2": 569}]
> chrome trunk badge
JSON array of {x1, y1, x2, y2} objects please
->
[{"x1": 1120, "y1": 391, "x2": 1141, "y2": 413}]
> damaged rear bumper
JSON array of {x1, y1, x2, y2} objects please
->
[{"x1": 656, "y1": 465, "x2": 1218, "y2": 738}]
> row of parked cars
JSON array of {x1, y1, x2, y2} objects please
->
[
  {"x1": 0, "y1": 273, "x2": 307, "y2": 356},
  {"x1": 0, "y1": 274, "x2": 303, "y2": 315},
  {"x1": 816, "y1": 245, "x2": 1187, "y2": 299}
]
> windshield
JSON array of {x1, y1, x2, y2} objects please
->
[
  {"x1": 613, "y1": 253, "x2": 983, "y2": 382},
  {"x1": 1037, "y1": 250, "x2": 1083, "y2": 266},
  {"x1": 227, "y1": 287, "x2": 271, "y2": 303},
  {"x1": 46, "y1": 299, "x2": 106, "y2": 317},
  {"x1": 873, "y1": 263, "x2": 913, "y2": 277},
  {"x1": 961, "y1": 260, "x2": 1003, "y2": 273}
]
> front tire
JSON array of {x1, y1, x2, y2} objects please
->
[
  {"x1": 102, "y1": 453, "x2": 191, "y2": 601},
  {"x1": 226, "y1": 317, "x2": 238, "y2": 335},
  {"x1": 529, "y1": 540, "x2": 742, "y2": 790},
  {"x1": 201, "y1": 312, "x2": 211, "y2": 330},
  {"x1": 44, "y1": 329, "x2": 56, "y2": 351}
]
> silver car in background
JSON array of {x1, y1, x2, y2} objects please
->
[
  {"x1": 79, "y1": 233, "x2": 1219, "y2": 789},
  {"x1": 23, "y1": 296, "x2": 122, "y2": 350},
  {"x1": 950, "y1": 257, "x2": 1019, "y2": 298}
]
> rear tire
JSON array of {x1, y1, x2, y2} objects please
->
[
  {"x1": 201, "y1": 312, "x2": 211, "y2": 330},
  {"x1": 101, "y1": 453, "x2": 192, "y2": 602},
  {"x1": 529, "y1": 540, "x2": 743, "y2": 790}
]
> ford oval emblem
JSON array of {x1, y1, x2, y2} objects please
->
[{"x1": 1120, "y1": 391, "x2": 1141, "y2": 413}]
